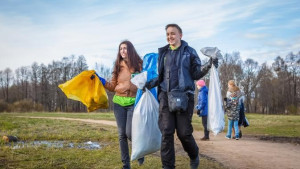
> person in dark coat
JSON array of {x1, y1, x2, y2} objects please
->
[
  {"x1": 144, "y1": 23, "x2": 218, "y2": 169},
  {"x1": 196, "y1": 80, "x2": 210, "y2": 141}
]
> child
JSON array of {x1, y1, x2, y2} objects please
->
[
  {"x1": 225, "y1": 80, "x2": 242, "y2": 140},
  {"x1": 196, "y1": 80, "x2": 209, "y2": 141}
]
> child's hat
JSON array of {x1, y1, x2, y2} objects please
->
[{"x1": 196, "y1": 80, "x2": 206, "y2": 87}]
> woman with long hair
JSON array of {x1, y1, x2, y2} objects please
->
[{"x1": 96, "y1": 40, "x2": 144, "y2": 169}]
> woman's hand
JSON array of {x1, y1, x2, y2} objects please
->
[{"x1": 91, "y1": 73, "x2": 106, "y2": 85}]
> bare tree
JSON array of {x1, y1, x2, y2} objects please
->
[
  {"x1": 256, "y1": 64, "x2": 273, "y2": 114},
  {"x1": 31, "y1": 62, "x2": 40, "y2": 103},
  {"x1": 15, "y1": 66, "x2": 30, "y2": 100},
  {"x1": 285, "y1": 52, "x2": 300, "y2": 108},
  {"x1": 0, "y1": 51, "x2": 298, "y2": 114},
  {"x1": 40, "y1": 64, "x2": 50, "y2": 111},
  {"x1": 241, "y1": 59, "x2": 260, "y2": 113},
  {"x1": 3, "y1": 68, "x2": 13, "y2": 102},
  {"x1": 218, "y1": 52, "x2": 243, "y2": 97},
  {"x1": 76, "y1": 55, "x2": 89, "y2": 73},
  {"x1": 0, "y1": 71, "x2": 4, "y2": 100}
]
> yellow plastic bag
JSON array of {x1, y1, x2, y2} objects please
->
[{"x1": 58, "y1": 70, "x2": 108, "y2": 112}]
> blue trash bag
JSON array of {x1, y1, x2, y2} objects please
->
[{"x1": 134, "y1": 53, "x2": 158, "y2": 106}]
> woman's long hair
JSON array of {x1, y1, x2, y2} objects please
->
[{"x1": 112, "y1": 40, "x2": 142, "y2": 77}]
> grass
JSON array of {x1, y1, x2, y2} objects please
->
[
  {"x1": 4, "y1": 111, "x2": 299, "y2": 137},
  {"x1": 0, "y1": 113, "x2": 225, "y2": 169},
  {"x1": 2, "y1": 112, "x2": 116, "y2": 121},
  {"x1": 2, "y1": 112, "x2": 298, "y2": 168},
  {"x1": 241, "y1": 114, "x2": 300, "y2": 137},
  {"x1": 192, "y1": 113, "x2": 300, "y2": 137}
]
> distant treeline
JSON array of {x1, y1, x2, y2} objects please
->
[{"x1": 0, "y1": 52, "x2": 299, "y2": 114}]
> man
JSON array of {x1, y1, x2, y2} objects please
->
[{"x1": 144, "y1": 24, "x2": 218, "y2": 169}]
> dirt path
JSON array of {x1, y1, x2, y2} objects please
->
[
  {"x1": 18, "y1": 116, "x2": 300, "y2": 169},
  {"x1": 16, "y1": 116, "x2": 117, "y2": 127},
  {"x1": 194, "y1": 131, "x2": 300, "y2": 169}
]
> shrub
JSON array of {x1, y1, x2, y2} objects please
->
[
  {"x1": 12, "y1": 99, "x2": 44, "y2": 112},
  {"x1": 0, "y1": 100, "x2": 9, "y2": 112},
  {"x1": 34, "y1": 102, "x2": 44, "y2": 112},
  {"x1": 287, "y1": 105, "x2": 298, "y2": 115}
]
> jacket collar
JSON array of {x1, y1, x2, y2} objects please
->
[{"x1": 159, "y1": 40, "x2": 188, "y2": 54}]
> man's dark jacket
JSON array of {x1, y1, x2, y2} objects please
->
[{"x1": 146, "y1": 40, "x2": 208, "y2": 93}]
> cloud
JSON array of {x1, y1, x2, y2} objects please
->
[
  {"x1": 0, "y1": 0, "x2": 241, "y2": 70},
  {"x1": 265, "y1": 40, "x2": 287, "y2": 47},
  {"x1": 244, "y1": 33, "x2": 269, "y2": 39},
  {"x1": 0, "y1": 0, "x2": 299, "y2": 71},
  {"x1": 240, "y1": 36, "x2": 300, "y2": 64}
]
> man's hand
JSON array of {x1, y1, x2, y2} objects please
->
[
  {"x1": 210, "y1": 57, "x2": 218, "y2": 68},
  {"x1": 142, "y1": 77, "x2": 158, "y2": 92},
  {"x1": 142, "y1": 82, "x2": 149, "y2": 92}
]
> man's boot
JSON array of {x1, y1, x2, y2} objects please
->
[
  {"x1": 138, "y1": 157, "x2": 144, "y2": 166},
  {"x1": 190, "y1": 155, "x2": 199, "y2": 169}
]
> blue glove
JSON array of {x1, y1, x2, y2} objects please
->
[{"x1": 95, "y1": 73, "x2": 106, "y2": 85}]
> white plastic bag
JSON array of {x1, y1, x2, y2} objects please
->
[
  {"x1": 131, "y1": 71, "x2": 147, "y2": 89},
  {"x1": 207, "y1": 66, "x2": 225, "y2": 135},
  {"x1": 131, "y1": 89, "x2": 161, "y2": 161}
]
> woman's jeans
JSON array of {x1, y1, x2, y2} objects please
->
[
  {"x1": 113, "y1": 103, "x2": 144, "y2": 168},
  {"x1": 114, "y1": 103, "x2": 134, "y2": 168},
  {"x1": 226, "y1": 119, "x2": 239, "y2": 138}
]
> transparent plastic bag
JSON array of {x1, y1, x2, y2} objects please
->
[
  {"x1": 200, "y1": 47, "x2": 222, "y2": 59},
  {"x1": 131, "y1": 89, "x2": 161, "y2": 161},
  {"x1": 131, "y1": 71, "x2": 147, "y2": 89},
  {"x1": 207, "y1": 66, "x2": 225, "y2": 135}
]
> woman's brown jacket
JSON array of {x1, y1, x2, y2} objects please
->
[{"x1": 105, "y1": 60, "x2": 141, "y2": 97}]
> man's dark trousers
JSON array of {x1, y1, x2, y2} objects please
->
[{"x1": 158, "y1": 91, "x2": 199, "y2": 169}]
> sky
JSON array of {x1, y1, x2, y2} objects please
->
[{"x1": 0, "y1": 0, "x2": 299, "y2": 72}]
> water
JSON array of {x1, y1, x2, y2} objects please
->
[{"x1": 9, "y1": 140, "x2": 102, "y2": 150}]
